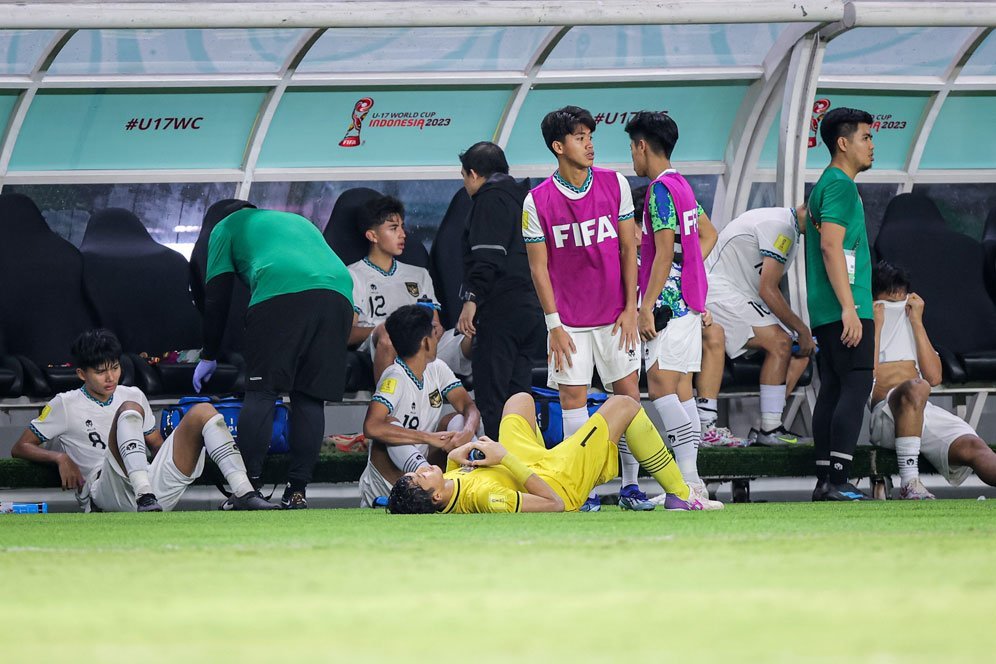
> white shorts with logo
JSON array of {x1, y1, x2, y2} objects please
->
[
  {"x1": 644, "y1": 311, "x2": 702, "y2": 374},
  {"x1": 358, "y1": 462, "x2": 393, "y2": 508},
  {"x1": 869, "y1": 389, "x2": 975, "y2": 486},
  {"x1": 547, "y1": 323, "x2": 641, "y2": 389},
  {"x1": 706, "y1": 279, "x2": 786, "y2": 359},
  {"x1": 79, "y1": 433, "x2": 206, "y2": 512}
]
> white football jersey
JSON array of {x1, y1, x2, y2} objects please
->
[
  {"x1": 29, "y1": 385, "x2": 156, "y2": 479},
  {"x1": 706, "y1": 207, "x2": 801, "y2": 298},
  {"x1": 348, "y1": 257, "x2": 439, "y2": 327},
  {"x1": 370, "y1": 358, "x2": 463, "y2": 454}
]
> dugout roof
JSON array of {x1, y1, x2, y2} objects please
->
[{"x1": 1, "y1": 0, "x2": 995, "y2": 254}]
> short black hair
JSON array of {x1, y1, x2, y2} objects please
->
[
  {"x1": 872, "y1": 260, "x2": 912, "y2": 298},
  {"x1": 359, "y1": 195, "x2": 405, "y2": 234},
  {"x1": 820, "y1": 107, "x2": 874, "y2": 157},
  {"x1": 385, "y1": 304, "x2": 434, "y2": 359},
  {"x1": 70, "y1": 329, "x2": 122, "y2": 370},
  {"x1": 541, "y1": 106, "x2": 596, "y2": 156},
  {"x1": 624, "y1": 111, "x2": 679, "y2": 158},
  {"x1": 387, "y1": 475, "x2": 438, "y2": 514},
  {"x1": 459, "y1": 141, "x2": 509, "y2": 179}
]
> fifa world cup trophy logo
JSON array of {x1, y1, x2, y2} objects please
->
[
  {"x1": 808, "y1": 98, "x2": 832, "y2": 148},
  {"x1": 339, "y1": 97, "x2": 374, "y2": 148}
]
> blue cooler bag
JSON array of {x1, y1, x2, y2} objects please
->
[
  {"x1": 160, "y1": 396, "x2": 290, "y2": 454},
  {"x1": 532, "y1": 387, "x2": 609, "y2": 449}
]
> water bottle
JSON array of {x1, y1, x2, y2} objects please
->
[{"x1": 0, "y1": 501, "x2": 48, "y2": 514}]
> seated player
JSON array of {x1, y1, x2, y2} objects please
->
[
  {"x1": 387, "y1": 391, "x2": 705, "y2": 514},
  {"x1": 697, "y1": 206, "x2": 814, "y2": 446},
  {"x1": 869, "y1": 261, "x2": 996, "y2": 498},
  {"x1": 358, "y1": 304, "x2": 480, "y2": 507},
  {"x1": 347, "y1": 195, "x2": 472, "y2": 381},
  {"x1": 11, "y1": 329, "x2": 274, "y2": 512}
]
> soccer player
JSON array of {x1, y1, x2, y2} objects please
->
[
  {"x1": 806, "y1": 107, "x2": 876, "y2": 501},
  {"x1": 698, "y1": 206, "x2": 814, "y2": 446},
  {"x1": 359, "y1": 304, "x2": 480, "y2": 507},
  {"x1": 195, "y1": 205, "x2": 354, "y2": 509},
  {"x1": 869, "y1": 261, "x2": 996, "y2": 498},
  {"x1": 12, "y1": 329, "x2": 274, "y2": 511},
  {"x1": 386, "y1": 391, "x2": 703, "y2": 514},
  {"x1": 625, "y1": 111, "x2": 722, "y2": 509},
  {"x1": 348, "y1": 195, "x2": 472, "y2": 381},
  {"x1": 522, "y1": 106, "x2": 650, "y2": 512}
]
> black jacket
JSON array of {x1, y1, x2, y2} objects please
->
[{"x1": 462, "y1": 174, "x2": 540, "y2": 312}]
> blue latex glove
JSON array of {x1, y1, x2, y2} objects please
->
[{"x1": 193, "y1": 359, "x2": 217, "y2": 393}]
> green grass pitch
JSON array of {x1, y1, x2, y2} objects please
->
[{"x1": 2, "y1": 501, "x2": 995, "y2": 662}]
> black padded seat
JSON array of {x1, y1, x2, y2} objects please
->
[
  {"x1": 190, "y1": 199, "x2": 253, "y2": 359},
  {"x1": 429, "y1": 188, "x2": 473, "y2": 329},
  {"x1": 876, "y1": 196, "x2": 996, "y2": 383},
  {"x1": 324, "y1": 187, "x2": 430, "y2": 268},
  {"x1": 0, "y1": 330, "x2": 23, "y2": 398},
  {"x1": 983, "y1": 207, "x2": 996, "y2": 307},
  {"x1": 0, "y1": 193, "x2": 97, "y2": 396},
  {"x1": 722, "y1": 354, "x2": 813, "y2": 391},
  {"x1": 80, "y1": 208, "x2": 239, "y2": 396}
]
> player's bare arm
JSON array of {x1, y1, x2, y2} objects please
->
[
  {"x1": 758, "y1": 257, "x2": 814, "y2": 355},
  {"x1": 444, "y1": 387, "x2": 481, "y2": 447},
  {"x1": 613, "y1": 217, "x2": 640, "y2": 352},
  {"x1": 363, "y1": 401, "x2": 456, "y2": 449},
  {"x1": 697, "y1": 211, "x2": 718, "y2": 259},
  {"x1": 637, "y1": 227, "x2": 675, "y2": 342},
  {"x1": 450, "y1": 438, "x2": 565, "y2": 512},
  {"x1": 818, "y1": 221, "x2": 861, "y2": 346},
  {"x1": 526, "y1": 241, "x2": 576, "y2": 371},
  {"x1": 907, "y1": 293, "x2": 942, "y2": 386},
  {"x1": 348, "y1": 311, "x2": 375, "y2": 346},
  {"x1": 11, "y1": 428, "x2": 83, "y2": 491}
]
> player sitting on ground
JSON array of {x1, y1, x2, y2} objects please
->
[
  {"x1": 347, "y1": 195, "x2": 472, "y2": 381},
  {"x1": 358, "y1": 304, "x2": 480, "y2": 507},
  {"x1": 869, "y1": 261, "x2": 996, "y2": 498},
  {"x1": 11, "y1": 329, "x2": 274, "y2": 511},
  {"x1": 697, "y1": 206, "x2": 814, "y2": 447},
  {"x1": 387, "y1": 391, "x2": 703, "y2": 513}
]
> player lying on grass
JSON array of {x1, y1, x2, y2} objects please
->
[
  {"x1": 869, "y1": 261, "x2": 996, "y2": 499},
  {"x1": 358, "y1": 304, "x2": 480, "y2": 507},
  {"x1": 387, "y1": 391, "x2": 704, "y2": 513},
  {"x1": 11, "y1": 329, "x2": 274, "y2": 511}
]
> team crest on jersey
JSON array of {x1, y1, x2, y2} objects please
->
[
  {"x1": 405, "y1": 282, "x2": 420, "y2": 297},
  {"x1": 428, "y1": 390, "x2": 442, "y2": 408}
]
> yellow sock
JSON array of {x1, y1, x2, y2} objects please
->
[{"x1": 624, "y1": 408, "x2": 690, "y2": 500}]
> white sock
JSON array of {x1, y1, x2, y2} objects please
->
[
  {"x1": 759, "y1": 384, "x2": 786, "y2": 431},
  {"x1": 116, "y1": 410, "x2": 152, "y2": 496},
  {"x1": 617, "y1": 436, "x2": 640, "y2": 488},
  {"x1": 562, "y1": 406, "x2": 595, "y2": 499},
  {"x1": 201, "y1": 414, "x2": 254, "y2": 498},
  {"x1": 562, "y1": 406, "x2": 589, "y2": 440},
  {"x1": 388, "y1": 444, "x2": 429, "y2": 474},
  {"x1": 681, "y1": 398, "x2": 702, "y2": 484},
  {"x1": 653, "y1": 395, "x2": 700, "y2": 484},
  {"x1": 895, "y1": 436, "x2": 921, "y2": 485},
  {"x1": 696, "y1": 397, "x2": 718, "y2": 428}
]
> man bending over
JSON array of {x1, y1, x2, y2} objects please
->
[
  {"x1": 869, "y1": 261, "x2": 996, "y2": 498},
  {"x1": 386, "y1": 392, "x2": 705, "y2": 514}
]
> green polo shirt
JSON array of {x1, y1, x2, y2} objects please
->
[
  {"x1": 805, "y1": 167, "x2": 873, "y2": 328},
  {"x1": 206, "y1": 208, "x2": 353, "y2": 308}
]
